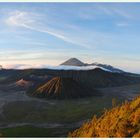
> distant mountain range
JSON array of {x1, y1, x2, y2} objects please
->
[
  {"x1": 0, "y1": 58, "x2": 137, "y2": 74},
  {"x1": 60, "y1": 58, "x2": 124, "y2": 73},
  {"x1": 0, "y1": 58, "x2": 140, "y2": 100}
]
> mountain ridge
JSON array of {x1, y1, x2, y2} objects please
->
[
  {"x1": 69, "y1": 96, "x2": 140, "y2": 137},
  {"x1": 60, "y1": 58, "x2": 124, "y2": 73},
  {"x1": 30, "y1": 76, "x2": 96, "y2": 99}
]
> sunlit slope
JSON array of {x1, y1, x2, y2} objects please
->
[{"x1": 69, "y1": 96, "x2": 140, "y2": 137}]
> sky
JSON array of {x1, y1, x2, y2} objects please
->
[{"x1": 0, "y1": 3, "x2": 140, "y2": 73}]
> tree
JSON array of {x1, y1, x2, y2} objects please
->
[{"x1": 112, "y1": 98, "x2": 117, "y2": 108}]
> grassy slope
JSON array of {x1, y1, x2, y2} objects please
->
[
  {"x1": 0, "y1": 126, "x2": 71, "y2": 137},
  {"x1": 69, "y1": 96, "x2": 140, "y2": 137},
  {"x1": 2, "y1": 94, "x2": 122, "y2": 124},
  {"x1": 0, "y1": 93, "x2": 123, "y2": 137}
]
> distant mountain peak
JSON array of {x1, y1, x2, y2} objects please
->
[
  {"x1": 60, "y1": 58, "x2": 124, "y2": 73},
  {"x1": 60, "y1": 58, "x2": 85, "y2": 66},
  {"x1": 68, "y1": 58, "x2": 81, "y2": 61}
]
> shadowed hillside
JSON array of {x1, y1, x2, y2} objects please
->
[
  {"x1": 69, "y1": 96, "x2": 140, "y2": 137},
  {"x1": 1, "y1": 68, "x2": 140, "y2": 88},
  {"x1": 31, "y1": 77, "x2": 97, "y2": 99}
]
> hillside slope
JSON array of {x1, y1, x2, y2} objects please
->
[
  {"x1": 1, "y1": 68, "x2": 140, "y2": 88},
  {"x1": 46, "y1": 68, "x2": 140, "y2": 88},
  {"x1": 15, "y1": 79, "x2": 33, "y2": 87},
  {"x1": 69, "y1": 96, "x2": 140, "y2": 137},
  {"x1": 31, "y1": 77, "x2": 97, "y2": 99}
]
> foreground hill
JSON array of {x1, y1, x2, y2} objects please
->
[
  {"x1": 69, "y1": 96, "x2": 140, "y2": 137},
  {"x1": 30, "y1": 77, "x2": 96, "y2": 99}
]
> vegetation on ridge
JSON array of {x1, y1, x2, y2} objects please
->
[{"x1": 69, "y1": 96, "x2": 140, "y2": 137}]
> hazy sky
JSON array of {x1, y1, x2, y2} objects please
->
[{"x1": 0, "y1": 3, "x2": 140, "y2": 73}]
